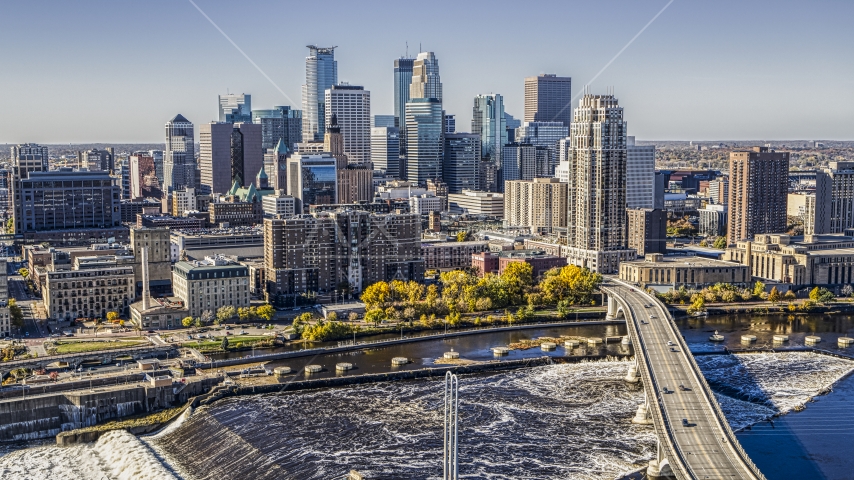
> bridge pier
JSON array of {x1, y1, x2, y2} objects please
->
[
  {"x1": 632, "y1": 394, "x2": 653, "y2": 425},
  {"x1": 647, "y1": 440, "x2": 675, "y2": 478},
  {"x1": 624, "y1": 361, "x2": 640, "y2": 383},
  {"x1": 605, "y1": 295, "x2": 624, "y2": 320}
]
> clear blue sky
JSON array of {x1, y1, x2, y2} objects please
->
[{"x1": 1, "y1": 0, "x2": 852, "y2": 143}]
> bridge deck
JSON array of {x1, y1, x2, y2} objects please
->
[{"x1": 603, "y1": 280, "x2": 763, "y2": 480}]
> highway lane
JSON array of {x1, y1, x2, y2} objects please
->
[{"x1": 604, "y1": 280, "x2": 761, "y2": 480}]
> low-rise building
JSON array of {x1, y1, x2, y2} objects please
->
[
  {"x1": 262, "y1": 192, "x2": 296, "y2": 217},
  {"x1": 172, "y1": 256, "x2": 250, "y2": 319},
  {"x1": 472, "y1": 249, "x2": 565, "y2": 278},
  {"x1": 129, "y1": 297, "x2": 188, "y2": 329},
  {"x1": 619, "y1": 253, "x2": 750, "y2": 290},
  {"x1": 137, "y1": 214, "x2": 204, "y2": 230},
  {"x1": 409, "y1": 193, "x2": 443, "y2": 215},
  {"x1": 447, "y1": 190, "x2": 504, "y2": 217},
  {"x1": 699, "y1": 204, "x2": 727, "y2": 237},
  {"x1": 421, "y1": 240, "x2": 488, "y2": 270},
  {"x1": 44, "y1": 260, "x2": 136, "y2": 321}
]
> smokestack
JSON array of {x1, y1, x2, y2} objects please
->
[{"x1": 142, "y1": 247, "x2": 151, "y2": 310}]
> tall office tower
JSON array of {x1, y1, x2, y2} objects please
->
[
  {"x1": 515, "y1": 121, "x2": 568, "y2": 176},
  {"x1": 505, "y1": 178, "x2": 568, "y2": 234},
  {"x1": 148, "y1": 150, "x2": 164, "y2": 186},
  {"x1": 708, "y1": 178, "x2": 729, "y2": 206},
  {"x1": 11, "y1": 143, "x2": 48, "y2": 178},
  {"x1": 404, "y1": 98, "x2": 444, "y2": 184},
  {"x1": 444, "y1": 114, "x2": 456, "y2": 134},
  {"x1": 79, "y1": 148, "x2": 114, "y2": 172},
  {"x1": 371, "y1": 127, "x2": 401, "y2": 177},
  {"x1": 727, "y1": 147, "x2": 790, "y2": 245},
  {"x1": 805, "y1": 171, "x2": 831, "y2": 235},
  {"x1": 502, "y1": 143, "x2": 550, "y2": 184},
  {"x1": 199, "y1": 122, "x2": 263, "y2": 195},
  {"x1": 627, "y1": 208, "x2": 667, "y2": 256},
  {"x1": 443, "y1": 134, "x2": 480, "y2": 194},
  {"x1": 286, "y1": 153, "x2": 338, "y2": 212},
  {"x1": 626, "y1": 136, "x2": 656, "y2": 210},
  {"x1": 218, "y1": 93, "x2": 252, "y2": 123},
  {"x1": 471, "y1": 94, "x2": 507, "y2": 168},
  {"x1": 323, "y1": 114, "x2": 349, "y2": 167},
  {"x1": 824, "y1": 162, "x2": 854, "y2": 233},
  {"x1": 302, "y1": 45, "x2": 338, "y2": 142},
  {"x1": 524, "y1": 74, "x2": 572, "y2": 127},
  {"x1": 409, "y1": 52, "x2": 442, "y2": 101},
  {"x1": 163, "y1": 114, "x2": 196, "y2": 193},
  {"x1": 393, "y1": 57, "x2": 414, "y2": 128},
  {"x1": 130, "y1": 153, "x2": 162, "y2": 200},
  {"x1": 372, "y1": 115, "x2": 395, "y2": 128},
  {"x1": 252, "y1": 106, "x2": 303, "y2": 153},
  {"x1": 115, "y1": 158, "x2": 131, "y2": 200},
  {"x1": 504, "y1": 113, "x2": 521, "y2": 143},
  {"x1": 325, "y1": 84, "x2": 371, "y2": 165},
  {"x1": 565, "y1": 94, "x2": 635, "y2": 274}
]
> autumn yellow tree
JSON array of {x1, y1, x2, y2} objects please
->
[{"x1": 361, "y1": 281, "x2": 392, "y2": 309}]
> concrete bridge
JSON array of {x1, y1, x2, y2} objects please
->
[
  {"x1": 0, "y1": 344, "x2": 174, "y2": 377},
  {"x1": 601, "y1": 278, "x2": 766, "y2": 479}
]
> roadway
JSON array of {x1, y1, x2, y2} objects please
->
[{"x1": 603, "y1": 280, "x2": 762, "y2": 480}]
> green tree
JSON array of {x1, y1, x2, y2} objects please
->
[
  {"x1": 364, "y1": 308, "x2": 386, "y2": 327},
  {"x1": 713, "y1": 237, "x2": 727, "y2": 249},
  {"x1": 221, "y1": 336, "x2": 229, "y2": 350},
  {"x1": 5, "y1": 218, "x2": 13, "y2": 234},
  {"x1": 181, "y1": 316, "x2": 194, "y2": 328},
  {"x1": 752, "y1": 281, "x2": 766, "y2": 298},
  {"x1": 194, "y1": 318, "x2": 203, "y2": 328},
  {"x1": 256, "y1": 304, "x2": 275, "y2": 321},
  {"x1": 8, "y1": 299, "x2": 23, "y2": 328},
  {"x1": 216, "y1": 305, "x2": 236, "y2": 324}
]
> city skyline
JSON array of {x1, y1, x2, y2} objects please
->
[{"x1": 1, "y1": 0, "x2": 852, "y2": 143}]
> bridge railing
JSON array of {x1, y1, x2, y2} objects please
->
[
  {"x1": 650, "y1": 294, "x2": 767, "y2": 480},
  {"x1": 604, "y1": 286, "x2": 691, "y2": 480}
]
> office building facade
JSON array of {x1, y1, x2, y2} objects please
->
[
  {"x1": 565, "y1": 94, "x2": 635, "y2": 273},
  {"x1": 163, "y1": 114, "x2": 196, "y2": 193},
  {"x1": 472, "y1": 94, "x2": 507, "y2": 170},
  {"x1": 627, "y1": 208, "x2": 667, "y2": 256},
  {"x1": 393, "y1": 57, "x2": 414, "y2": 128},
  {"x1": 129, "y1": 153, "x2": 162, "y2": 200},
  {"x1": 727, "y1": 147, "x2": 789, "y2": 245},
  {"x1": 515, "y1": 121, "x2": 568, "y2": 176},
  {"x1": 371, "y1": 126, "x2": 401, "y2": 178},
  {"x1": 199, "y1": 122, "x2": 263, "y2": 195},
  {"x1": 173, "y1": 257, "x2": 250, "y2": 319},
  {"x1": 325, "y1": 84, "x2": 372, "y2": 165},
  {"x1": 252, "y1": 106, "x2": 302, "y2": 153},
  {"x1": 524, "y1": 74, "x2": 572, "y2": 127},
  {"x1": 219, "y1": 93, "x2": 251, "y2": 123},
  {"x1": 443, "y1": 133, "x2": 480, "y2": 194},
  {"x1": 302, "y1": 45, "x2": 338, "y2": 142},
  {"x1": 699, "y1": 204, "x2": 727, "y2": 237},
  {"x1": 286, "y1": 153, "x2": 338, "y2": 212},
  {"x1": 626, "y1": 136, "x2": 656, "y2": 210},
  {"x1": 404, "y1": 98, "x2": 443, "y2": 184}
]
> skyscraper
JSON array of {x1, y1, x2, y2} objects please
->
[
  {"x1": 148, "y1": 150, "x2": 164, "y2": 186},
  {"x1": 823, "y1": 162, "x2": 854, "y2": 233},
  {"x1": 372, "y1": 115, "x2": 395, "y2": 128},
  {"x1": 727, "y1": 147, "x2": 789, "y2": 245},
  {"x1": 405, "y1": 98, "x2": 443, "y2": 184},
  {"x1": 565, "y1": 94, "x2": 635, "y2": 273},
  {"x1": 444, "y1": 114, "x2": 456, "y2": 134},
  {"x1": 325, "y1": 84, "x2": 371, "y2": 165},
  {"x1": 219, "y1": 93, "x2": 252, "y2": 123},
  {"x1": 524, "y1": 74, "x2": 573, "y2": 127},
  {"x1": 393, "y1": 57, "x2": 414, "y2": 128},
  {"x1": 443, "y1": 133, "x2": 480, "y2": 194},
  {"x1": 79, "y1": 148, "x2": 114, "y2": 172},
  {"x1": 252, "y1": 106, "x2": 302, "y2": 153},
  {"x1": 409, "y1": 52, "x2": 442, "y2": 101},
  {"x1": 11, "y1": 143, "x2": 48, "y2": 179},
  {"x1": 371, "y1": 127, "x2": 401, "y2": 178},
  {"x1": 472, "y1": 94, "x2": 506, "y2": 168},
  {"x1": 129, "y1": 153, "x2": 162, "y2": 200},
  {"x1": 199, "y1": 122, "x2": 263, "y2": 195},
  {"x1": 302, "y1": 45, "x2": 338, "y2": 142},
  {"x1": 626, "y1": 136, "x2": 656, "y2": 210},
  {"x1": 163, "y1": 114, "x2": 196, "y2": 193},
  {"x1": 515, "y1": 121, "x2": 568, "y2": 176},
  {"x1": 286, "y1": 153, "x2": 338, "y2": 212}
]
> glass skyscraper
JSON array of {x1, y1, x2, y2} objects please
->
[
  {"x1": 163, "y1": 114, "x2": 196, "y2": 193},
  {"x1": 472, "y1": 94, "x2": 507, "y2": 166},
  {"x1": 393, "y1": 58, "x2": 413, "y2": 128},
  {"x1": 515, "y1": 121, "x2": 568, "y2": 176},
  {"x1": 286, "y1": 153, "x2": 338, "y2": 213},
  {"x1": 302, "y1": 45, "x2": 338, "y2": 142},
  {"x1": 405, "y1": 98, "x2": 443, "y2": 184},
  {"x1": 443, "y1": 134, "x2": 480, "y2": 194},
  {"x1": 252, "y1": 106, "x2": 303, "y2": 153},
  {"x1": 219, "y1": 94, "x2": 252, "y2": 123}
]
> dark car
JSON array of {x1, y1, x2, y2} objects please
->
[{"x1": 147, "y1": 330, "x2": 156, "y2": 334}]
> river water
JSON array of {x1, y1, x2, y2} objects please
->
[{"x1": 1, "y1": 314, "x2": 853, "y2": 480}]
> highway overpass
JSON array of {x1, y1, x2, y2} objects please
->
[{"x1": 601, "y1": 278, "x2": 766, "y2": 479}]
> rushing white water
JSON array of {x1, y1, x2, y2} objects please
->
[
  {"x1": 0, "y1": 352, "x2": 851, "y2": 480},
  {"x1": 0, "y1": 430, "x2": 179, "y2": 480}
]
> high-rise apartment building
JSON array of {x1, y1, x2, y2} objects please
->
[
  {"x1": 404, "y1": 98, "x2": 443, "y2": 184},
  {"x1": 824, "y1": 162, "x2": 854, "y2": 233},
  {"x1": 626, "y1": 136, "x2": 656, "y2": 210},
  {"x1": 708, "y1": 178, "x2": 729, "y2": 206},
  {"x1": 805, "y1": 170, "x2": 831, "y2": 235},
  {"x1": 524, "y1": 74, "x2": 572, "y2": 127},
  {"x1": 504, "y1": 178, "x2": 568, "y2": 234},
  {"x1": 627, "y1": 208, "x2": 667, "y2": 256},
  {"x1": 199, "y1": 122, "x2": 263, "y2": 195},
  {"x1": 148, "y1": 150, "x2": 164, "y2": 186},
  {"x1": 472, "y1": 94, "x2": 507, "y2": 169},
  {"x1": 565, "y1": 94, "x2": 635, "y2": 273},
  {"x1": 79, "y1": 148, "x2": 115, "y2": 172},
  {"x1": 129, "y1": 153, "x2": 162, "y2": 200},
  {"x1": 727, "y1": 147, "x2": 789, "y2": 245},
  {"x1": 302, "y1": 45, "x2": 338, "y2": 142},
  {"x1": 219, "y1": 93, "x2": 252, "y2": 123},
  {"x1": 443, "y1": 134, "x2": 480, "y2": 194},
  {"x1": 325, "y1": 84, "x2": 371, "y2": 165},
  {"x1": 371, "y1": 127, "x2": 401, "y2": 178},
  {"x1": 393, "y1": 57, "x2": 414, "y2": 128},
  {"x1": 264, "y1": 210, "x2": 423, "y2": 302},
  {"x1": 515, "y1": 121, "x2": 568, "y2": 177},
  {"x1": 163, "y1": 114, "x2": 196, "y2": 193},
  {"x1": 502, "y1": 143, "x2": 551, "y2": 184},
  {"x1": 252, "y1": 106, "x2": 302, "y2": 153}
]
